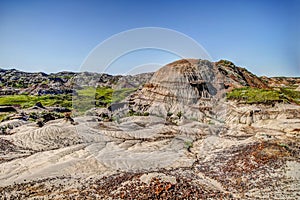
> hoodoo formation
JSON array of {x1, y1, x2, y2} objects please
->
[{"x1": 128, "y1": 59, "x2": 223, "y2": 121}]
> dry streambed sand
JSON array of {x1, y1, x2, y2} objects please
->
[{"x1": 0, "y1": 104, "x2": 299, "y2": 199}]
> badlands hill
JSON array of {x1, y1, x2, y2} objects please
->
[{"x1": 0, "y1": 59, "x2": 299, "y2": 199}]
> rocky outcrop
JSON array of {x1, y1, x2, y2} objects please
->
[
  {"x1": 128, "y1": 60, "x2": 223, "y2": 120},
  {"x1": 1, "y1": 62, "x2": 298, "y2": 97},
  {"x1": 0, "y1": 68, "x2": 153, "y2": 95},
  {"x1": 113, "y1": 72, "x2": 154, "y2": 89},
  {"x1": 261, "y1": 76, "x2": 300, "y2": 88},
  {"x1": 127, "y1": 59, "x2": 270, "y2": 121},
  {"x1": 215, "y1": 60, "x2": 268, "y2": 89},
  {"x1": 0, "y1": 60, "x2": 299, "y2": 199}
]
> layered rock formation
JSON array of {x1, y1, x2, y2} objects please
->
[
  {"x1": 0, "y1": 60, "x2": 299, "y2": 199},
  {"x1": 127, "y1": 59, "x2": 271, "y2": 122},
  {"x1": 129, "y1": 59, "x2": 221, "y2": 120},
  {"x1": 215, "y1": 60, "x2": 269, "y2": 89},
  {"x1": 261, "y1": 76, "x2": 300, "y2": 88}
]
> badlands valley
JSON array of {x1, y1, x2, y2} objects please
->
[{"x1": 0, "y1": 59, "x2": 299, "y2": 199}]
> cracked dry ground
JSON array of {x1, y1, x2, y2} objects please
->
[{"x1": 0, "y1": 122, "x2": 299, "y2": 199}]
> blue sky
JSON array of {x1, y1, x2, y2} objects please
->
[{"x1": 0, "y1": 0, "x2": 299, "y2": 76}]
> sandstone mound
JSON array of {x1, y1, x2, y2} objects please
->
[
  {"x1": 127, "y1": 59, "x2": 271, "y2": 122},
  {"x1": 128, "y1": 59, "x2": 226, "y2": 121}
]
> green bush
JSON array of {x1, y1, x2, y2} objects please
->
[{"x1": 167, "y1": 112, "x2": 173, "y2": 117}]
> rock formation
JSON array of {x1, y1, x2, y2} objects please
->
[
  {"x1": 127, "y1": 59, "x2": 270, "y2": 122},
  {"x1": 0, "y1": 68, "x2": 153, "y2": 95},
  {"x1": 128, "y1": 60, "x2": 220, "y2": 121},
  {"x1": 0, "y1": 59, "x2": 299, "y2": 199}
]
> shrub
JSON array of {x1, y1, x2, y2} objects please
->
[
  {"x1": 128, "y1": 109, "x2": 135, "y2": 116},
  {"x1": 167, "y1": 112, "x2": 173, "y2": 117},
  {"x1": 177, "y1": 111, "x2": 182, "y2": 119},
  {"x1": 184, "y1": 141, "x2": 193, "y2": 152}
]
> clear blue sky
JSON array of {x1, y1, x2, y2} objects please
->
[{"x1": 0, "y1": 0, "x2": 299, "y2": 76}]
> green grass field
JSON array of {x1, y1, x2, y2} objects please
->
[
  {"x1": 0, "y1": 94, "x2": 72, "y2": 108},
  {"x1": 0, "y1": 87, "x2": 137, "y2": 113},
  {"x1": 226, "y1": 87, "x2": 300, "y2": 104},
  {"x1": 73, "y1": 86, "x2": 137, "y2": 112}
]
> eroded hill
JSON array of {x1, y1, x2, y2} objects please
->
[{"x1": 0, "y1": 59, "x2": 299, "y2": 199}]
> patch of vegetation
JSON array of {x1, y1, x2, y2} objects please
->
[
  {"x1": 0, "y1": 86, "x2": 137, "y2": 114},
  {"x1": 0, "y1": 94, "x2": 72, "y2": 109},
  {"x1": 176, "y1": 111, "x2": 182, "y2": 119},
  {"x1": 0, "y1": 114, "x2": 8, "y2": 122},
  {"x1": 208, "y1": 120, "x2": 215, "y2": 125},
  {"x1": 73, "y1": 86, "x2": 137, "y2": 113},
  {"x1": 112, "y1": 88, "x2": 137, "y2": 103},
  {"x1": 74, "y1": 87, "x2": 114, "y2": 110},
  {"x1": 3, "y1": 81, "x2": 27, "y2": 88},
  {"x1": 127, "y1": 109, "x2": 149, "y2": 117},
  {"x1": 279, "y1": 87, "x2": 300, "y2": 104},
  {"x1": 216, "y1": 60, "x2": 235, "y2": 67},
  {"x1": 184, "y1": 141, "x2": 193, "y2": 152},
  {"x1": 226, "y1": 87, "x2": 300, "y2": 104},
  {"x1": 72, "y1": 87, "x2": 108, "y2": 113},
  {"x1": 167, "y1": 112, "x2": 173, "y2": 117},
  {"x1": 41, "y1": 80, "x2": 50, "y2": 85},
  {"x1": 278, "y1": 143, "x2": 289, "y2": 150}
]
